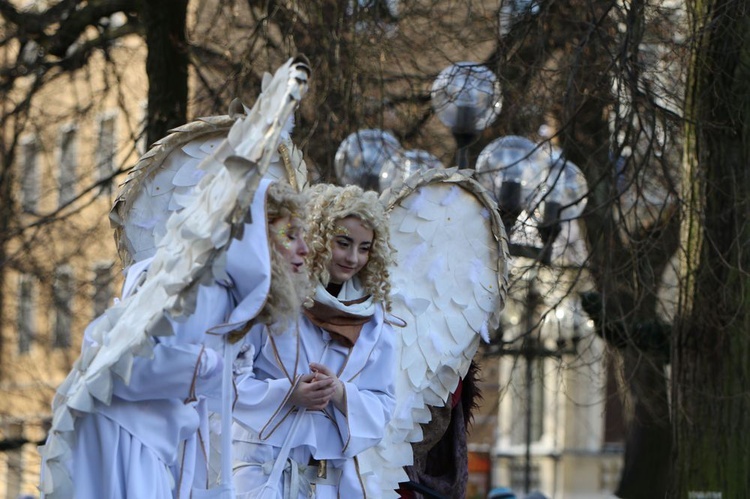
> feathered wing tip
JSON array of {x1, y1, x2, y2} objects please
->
[
  {"x1": 111, "y1": 55, "x2": 312, "y2": 268},
  {"x1": 360, "y1": 168, "x2": 510, "y2": 497},
  {"x1": 110, "y1": 115, "x2": 236, "y2": 267},
  {"x1": 40, "y1": 56, "x2": 311, "y2": 498},
  {"x1": 277, "y1": 141, "x2": 309, "y2": 192},
  {"x1": 111, "y1": 122, "x2": 309, "y2": 268}
]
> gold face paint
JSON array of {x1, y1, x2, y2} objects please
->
[
  {"x1": 269, "y1": 216, "x2": 309, "y2": 274},
  {"x1": 274, "y1": 223, "x2": 294, "y2": 249},
  {"x1": 333, "y1": 224, "x2": 350, "y2": 237}
]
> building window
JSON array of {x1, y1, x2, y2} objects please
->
[
  {"x1": 510, "y1": 357, "x2": 545, "y2": 445},
  {"x1": 17, "y1": 274, "x2": 35, "y2": 354},
  {"x1": 529, "y1": 358, "x2": 545, "y2": 442},
  {"x1": 93, "y1": 263, "x2": 113, "y2": 318},
  {"x1": 20, "y1": 136, "x2": 39, "y2": 212},
  {"x1": 96, "y1": 113, "x2": 117, "y2": 192},
  {"x1": 53, "y1": 267, "x2": 74, "y2": 348},
  {"x1": 58, "y1": 125, "x2": 78, "y2": 207},
  {"x1": 509, "y1": 459, "x2": 540, "y2": 492}
]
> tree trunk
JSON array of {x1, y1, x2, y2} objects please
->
[
  {"x1": 553, "y1": 0, "x2": 676, "y2": 495},
  {"x1": 137, "y1": 0, "x2": 189, "y2": 147},
  {"x1": 674, "y1": 0, "x2": 750, "y2": 494},
  {"x1": 616, "y1": 349, "x2": 671, "y2": 498}
]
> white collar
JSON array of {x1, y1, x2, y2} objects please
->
[{"x1": 313, "y1": 277, "x2": 375, "y2": 318}]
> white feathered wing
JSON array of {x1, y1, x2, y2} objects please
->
[
  {"x1": 358, "y1": 168, "x2": 510, "y2": 497},
  {"x1": 110, "y1": 104, "x2": 309, "y2": 268},
  {"x1": 39, "y1": 56, "x2": 311, "y2": 498}
]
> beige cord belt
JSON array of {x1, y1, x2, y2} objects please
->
[{"x1": 234, "y1": 457, "x2": 343, "y2": 498}]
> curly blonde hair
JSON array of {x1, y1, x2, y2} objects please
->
[
  {"x1": 255, "y1": 182, "x2": 313, "y2": 331},
  {"x1": 306, "y1": 183, "x2": 394, "y2": 308}
]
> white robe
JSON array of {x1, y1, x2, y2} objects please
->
[
  {"x1": 231, "y1": 305, "x2": 397, "y2": 498},
  {"x1": 42, "y1": 180, "x2": 277, "y2": 499},
  {"x1": 67, "y1": 281, "x2": 231, "y2": 499}
]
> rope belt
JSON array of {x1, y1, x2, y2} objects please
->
[{"x1": 234, "y1": 458, "x2": 342, "y2": 499}]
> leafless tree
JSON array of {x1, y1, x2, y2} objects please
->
[{"x1": 1, "y1": 0, "x2": 744, "y2": 496}]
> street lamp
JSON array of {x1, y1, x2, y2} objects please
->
[
  {"x1": 476, "y1": 137, "x2": 587, "y2": 265},
  {"x1": 379, "y1": 149, "x2": 443, "y2": 192},
  {"x1": 475, "y1": 136, "x2": 548, "y2": 233},
  {"x1": 334, "y1": 129, "x2": 402, "y2": 190},
  {"x1": 430, "y1": 62, "x2": 503, "y2": 169}
]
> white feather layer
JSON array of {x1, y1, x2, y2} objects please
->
[{"x1": 358, "y1": 169, "x2": 510, "y2": 498}]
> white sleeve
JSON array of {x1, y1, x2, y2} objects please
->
[
  {"x1": 231, "y1": 328, "x2": 296, "y2": 435},
  {"x1": 334, "y1": 323, "x2": 397, "y2": 457},
  {"x1": 111, "y1": 282, "x2": 231, "y2": 403}
]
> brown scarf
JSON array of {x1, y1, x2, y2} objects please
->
[{"x1": 303, "y1": 295, "x2": 373, "y2": 347}]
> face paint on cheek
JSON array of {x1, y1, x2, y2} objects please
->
[{"x1": 274, "y1": 223, "x2": 293, "y2": 249}]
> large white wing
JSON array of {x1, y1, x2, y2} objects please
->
[
  {"x1": 110, "y1": 106, "x2": 309, "y2": 267},
  {"x1": 359, "y1": 168, "x2": 510, "y2": 497},
  {"x1": 39, "y1": 56, "x2": 311, "y2": 498}
]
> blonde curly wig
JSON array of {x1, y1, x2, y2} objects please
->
[
  {"x1": 306, "y1": 183, "x2": 394, "y2": 308},
  {"x1": 255, "y1": 182, "x2": 313, "y2": 331}
]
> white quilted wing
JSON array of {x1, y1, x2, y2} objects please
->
[
  {"x1": 358, "y1": 168, "x2": 509, "y2": 497},
  {"x1": 39, "y1": 56, "x2": 311, "y2": 498},
  {"x1": 110, "y1": 111, "x2": 309, "y2": 267}
]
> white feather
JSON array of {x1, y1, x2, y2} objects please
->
[
  {"x1": 479, "y1": 321, "x2": 491, "y2": 343},
  {"x1": 427, "y1": 255, "x2": 445, "y2": 282},
  {"x1": 439, "y1": 184, "x2": 460, "y2": 206},
  {"x1": 405, "y1": 187, "x2": 426, "y2": 213},
  {"x1": 469, "y1": 257, "x2": 483, "y2": 284},
  {"x1": 280, "y1": 113, "x2": 295, "y2": 141},
  {"x1": 403, "y1": 241, "x2": 428, "y2": 269}
]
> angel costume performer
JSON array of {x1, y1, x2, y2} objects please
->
[
  {"x1": 38, "y1": 57, "x2": 312, "y2": 499},
  {"x1": 42, "y1": 179, "x2": 289, "y2": 498},
  {"x1": 232, "y1": 184, "x2": 399, "y2": 498}
]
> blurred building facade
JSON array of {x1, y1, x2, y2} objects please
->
[
  {"x1": 0, "y1": 15, "x2": 146, "y2": 496},
  {"x1": 468, "y1": 243, "x2": 625, "y2": 499}
]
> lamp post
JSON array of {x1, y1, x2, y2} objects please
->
[
  {"x1": 476, "y1": 136, "x2": 588, "y2": 495},
  {"x1": 334, "y1": 129, "x2": 402, "y2": 190},
  {"x1": 430, "y1": 62, "x2": 503, "y2": 169},
  {"x1": 379, "y1": 149, "x2": 443, "y2": 192},
  {"x1": 475, "y1": 137, "x2": 588, "y2": 265},
  {"x1": 497, "y1": 274, "x2": 583, "y2": 496}
]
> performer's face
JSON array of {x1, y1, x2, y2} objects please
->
[
  {"x1": 328, "y1": 216, "x2": 373, "y2": 284},
  {"x1": 270, "y1": 216, "x2": 308, "y2": 273}
]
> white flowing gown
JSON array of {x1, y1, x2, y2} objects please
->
[
  {"x1": 231, "y1": 305, "x2": 397, "y2": 498},
  {"x1": 68, "y1": 277, "x2": 231, "y2": 499},
  {"x1": 52, "y1": 180, "x2": 278, "y2": 499}
]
